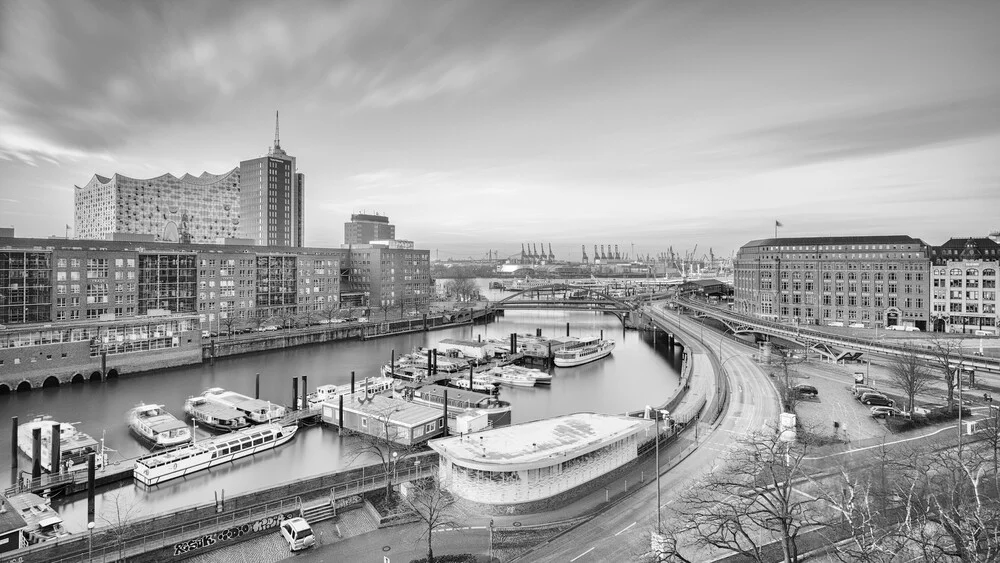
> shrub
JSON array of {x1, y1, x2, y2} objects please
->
[
  {"x1": 926, "y1": 406, "x2": 972, "y2": 423},
  {"x1": 885, "y1": 417, "x2": 918, "y2": 433},
  {"x1": 409, "y1": 556, "x2": 478, "y2": 563}
]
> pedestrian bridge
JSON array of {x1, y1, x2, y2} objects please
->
[{"x1": 661, "y1": 298, "x2": 1000, "y2": 374}]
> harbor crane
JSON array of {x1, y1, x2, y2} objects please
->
[{"x1": 581, "y1": 245, "x2": 589, "y2": 264}]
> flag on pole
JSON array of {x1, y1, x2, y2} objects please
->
[{"x1": 775, "y1": 220, "x2": 783, "y2": 228}]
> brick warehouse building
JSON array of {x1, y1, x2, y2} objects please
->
[{"x1": 733, "y1": 235, "x2": 932, "y2": 330}]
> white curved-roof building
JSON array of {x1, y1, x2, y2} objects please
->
[
  {"x1": 429, "y1": 412, "x2": 654, "y2": 512},
  {"x1": 74, "y1": 169, "x2": 241, "y2": 243}
]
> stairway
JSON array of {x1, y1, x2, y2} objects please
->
[{"x1": 301, "y1": 500, "x2": 337, "y2": 523}]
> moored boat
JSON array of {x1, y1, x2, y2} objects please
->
[
  {"x1": 133, "y1": 422, "x2": 298, "y2": 487},
  {"x1": 127, "y1": 404, "x2": 192, "y2": 449},
  {"x1": 306, "y1": 376, "x2": 395, "y2": 407},
  {"x1": 183, "y1": 396, "x2": 250, "y2": 432},
  {"x1": 553, "y1": 336, "x2": 615, "y2": 368},
  {"x1": 449, "y1": 375, "x2": 497, "y2": 393},
  {"x1": 16, "y1": 416, "x2": 107, "y2": 473},
  {"x1": 201, "y1": 387, "x2": 286, "y2": 423},
  {"x1": 396, "y1": 383, "x2": 512, "y2": 429},
  {"x1": 6, "y1": 492, "x2": 70, "y2": 545}
]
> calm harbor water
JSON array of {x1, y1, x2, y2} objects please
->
[{"x1": 0, "y1": 286, "x2": 680, "y2": 531}]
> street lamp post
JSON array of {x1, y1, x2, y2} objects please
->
[
  {"x1": 88, "y1": 521, "x2": 95, "y2": 562},
  {"x1": 392, "y1": 451, "x2": 398, "y2": 483}
]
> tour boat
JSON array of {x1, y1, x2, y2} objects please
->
[
  {"x1": 553, "y1": 336, "x2": 616, "y2": 368},
  {"x1": 133, "y1": 422, "x2": 298, "y2": 487},
  {"x1": 306, "y1": 376, "x2": 395, "y2": 407},
  {"x1": 449, "y1": 375, "x2": 497, "y2": 393},
  {"x1": 126, "y1": 403, "x2": 192, "y2": 449},
  {"x1": 396, "y1": 383, "x2": 512, "y2": 429},
  {"x1": 487, "y1": 365, "x2": 552, "y2": 386},
  {"x1": 17, "y1": 416, "x2": 107, "y2": 473},
  {"x1": 200, "y1": 387, "x2": 286, "y2": 424},
  {"x1": 183, "y1": 396, "x2": 250, "y2": 432}
]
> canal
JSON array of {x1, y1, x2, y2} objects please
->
[{"x1": 0, "y1": 292, "x2": 681, "y2": 531}]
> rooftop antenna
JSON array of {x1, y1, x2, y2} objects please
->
[{"x1": 273, "y1": 110, "x2": 280, "y2": 150}]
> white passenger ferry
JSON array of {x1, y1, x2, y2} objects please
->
[
  {"x1": 17, "y1": 416, "x2": 107, "y2": 473},
  {"x1": 133, "y1": 422, "x2": 298, "y2": 486},
  {"x1": 200, "y1": 387, "x2": 286, "y2": 424},
  {"x1": 306, "y1": 376, "x2": 395, "y2": 407},
  {"x1": 553, "y1": 337, "x2": 615, "y2": 368},
  {"x1": 126, "y1": 404, "x2": 192, "y2": 449}
]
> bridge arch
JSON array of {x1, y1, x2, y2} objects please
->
[
  {"x1": 16, "y1": 381, "x2": 32, "y2": 392},
  {"x1": 42, "y1": 376, "x2": 60, "y2": 388},
  {"x1": 71, "y1": 373, "x2": 85, "y2": 384},
  {"x1": 494, "y1": 283, "x2": 636, "y2": 311}
]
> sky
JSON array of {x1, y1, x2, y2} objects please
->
[{"x1": 1, "y1": 0, "x2": 999, "y2": 262}]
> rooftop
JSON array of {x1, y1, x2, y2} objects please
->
[
  {"x1": 439, "y1": 338, "x2": 488, "y2": 348},
  {"x1": 742, "y1": 235, "x2": 926, "y2": 248},
  {"x1": 0, "y1": 494, "x2": 28, "y2": 534},
  {"x1": 337, "y1": 393, "x2": 441, "y2": 427},
  {"x1": 430, "y1": 412, "x2": 652, "y2": 470}
]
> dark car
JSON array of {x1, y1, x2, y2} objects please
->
[
  {"x1": 859, "y1": 392, "x2": 894, "y2": 407},
  {"x1": 794, "y1": 384, "x2": 819, "y2": 397}
]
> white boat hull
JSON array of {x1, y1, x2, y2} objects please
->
[{"x1": 554, "y1": 341, "x2": 615, "y2": 368}]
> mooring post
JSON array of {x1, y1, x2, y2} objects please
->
[
  {"x1": 87, "y1": 453, "x2": 96, "y2": 524},
  {"x1": 566, "y1": 322, "x2": 570, "y2": 337},
  {"x1": 391, "y1": 349, "x2": 395, "y2": 373},
  {"x1": 51, "y1": 423, "x2": 61, "y2": 475},
  {"x1": 442, "y1": 389, "x2": 449, "y2": 437},
  {"x1": 338, "y1": 394, "x2": 344, "y2": 433},
  {"x1": 101, "y1": 351, "x2": 107, "y2": 379},
  {"x1": 510, "y1": 333, "x2": 515, "y2": 354},
  {"x1": 255, "y1": 373, "x2": 260, "y2": 399},
  {"x1": 601, "y1": 329, "x2": 604, "y2": 340},
  {"x1": 470, "y1": 364, "x2": 474, "y2": 390},
  {"x1": 292, "y1": 376, "x2": 299, "y2": 412},
  {"x1": 302, "y1": 375, "x2": 308, "y2": 410},
  {"x1": 536, "y1": 327, "x2": 541, "y2": 337},
  {"x1": 351, "y1": 371, "x2": 356, "y2": 394},
  {"x1": 31, "y1": 427, "x2": 42, "y2": 480},
  {"x1": 11, "y1": 416, "x2": 18, "y2": 472}
]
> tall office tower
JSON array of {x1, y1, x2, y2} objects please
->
[
  {"x1": 344, "y1": 213, "x2": 395, "y2": 245},
  {"x1": 239, "y1": 112, "x2": 304, "y2": 247}
]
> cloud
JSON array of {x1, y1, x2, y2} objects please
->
[{"x1": 729, "y1": 93, "x2": 1000, "y2": 168}]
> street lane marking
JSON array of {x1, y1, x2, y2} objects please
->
[
  {"x1": 615, "y1": 522, "x2": 637, "y2": 536},
  {"x1": 570, "y1": 547, "x2": 595, "y2": 561}
]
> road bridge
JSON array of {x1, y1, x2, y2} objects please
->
[
  {"x1": 489, "y1": 283, "x2": 639, "y2": 325},
  {"x1": 675, "y1": 298, "x2": 1000, "y2": 374}
]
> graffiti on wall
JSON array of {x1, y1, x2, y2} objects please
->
[{"x1": 172, "y1": 511, "x2": 295, "y2": 556}]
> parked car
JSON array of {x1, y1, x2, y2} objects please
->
[
  {"x1": 859, "y1": 392, "x2": 895, "y2": 407},
  {"x1": 871, "y1": 406, "x2": 903, "y2": 419},
  {"x1": 201, "y1": 330, "x2": 211, "y2": 339},
  {"x1": 852, "y1": 384, "x2": 878, "y2": 398},
  {"x1": 849, "y1": 323, "x2": 865, "y2": 328},
  {"x1": 794, "y1": 384, "x2": 819, "y2": 397},
  {"x1": 886, "y1": 325, "x2": 907, "y2": 331},
  {"x1": 279, "y1": 517, "x2": 316, "y2": 551}
]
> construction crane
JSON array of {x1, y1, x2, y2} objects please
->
[{"x1": 581, "y1": 245, "x2": 589, "y2": 264}]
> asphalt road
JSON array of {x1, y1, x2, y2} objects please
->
[{"x1": 522, "y1": 309, "x2": 782, "y2": 562}]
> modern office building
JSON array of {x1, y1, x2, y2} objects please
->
[
  {"x1": 239, "y1": 112, "x2": 304, "y2": 247},
  {"x1": 930, "y1": 237, "x2": 999, "y2": 335},
  {"x1": 74, "y1": 169, "x2": 241, "y2": 243},
  {"x1": 345, "y1": 213, "x2": 395, "y2": 245},
  {"x1": 344, "y1": 244, "x2": 431, "y2": 313},
  {"x1": 733, "y1": 235, "x2": 932, "y2": 330}
]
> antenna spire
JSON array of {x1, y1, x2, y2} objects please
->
[{"x1": 274, "y1": 110, "x2": 280, "y2": 150}]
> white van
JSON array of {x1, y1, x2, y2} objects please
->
[
  {"x1": 974, "y1": 329, "x2": 993, "y2": 336},
  {"x1": 887, "y1": 325, "x2": 906, "y2": 331},
  {"x1": 280, "y1": 517, "x2": 316, "y2": 551},
  {"x1": 904, "y1": 326, "x2": 921, "y2": 332}
]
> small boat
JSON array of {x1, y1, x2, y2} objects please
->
[
  {"x1": 306, "y1": 376, "x2": 395, "y2": 407},
  {"x1": 449, "y1": 375, "x2": 496, "y2": 393},
  {"x1": 17, "y1": 416, "x2": 106, "y2": 473},
  {"x1": 133, "y1": 423, "x2": 298, "y2": 487},
  {"x1": 183, "y1": 396, "x2": 250, "y2": 432},
  {"x1": 553, "y1": 337, "x2": 616, "y2": 368},
  {"x1": 483, "y1": 366, "x2": 546, "y2": 387},
  {"x1": 127, "y1": 404, "x2": 192, "y2": 449},
  {"x1": 200, "y1": 387, "x2": 286, "y2": 424}
]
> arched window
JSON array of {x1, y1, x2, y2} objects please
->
[
  {"x1": 966, "y1": 269, "x2": 979, "y2": 277},
  {"x1": 984, "y1": 269, "x2": 996, "y2": 277},
  {"x1": 950, "y1": 268, "x2": 962, "y2": 276}
]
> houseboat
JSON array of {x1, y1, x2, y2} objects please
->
[
  {"x1": 449, "y1": 375, "x2": 497, "y2": 393},
  {"x1": 133, "y1": 422, "x2": 298, "y2": 487},
  {"x1": 183, "y1": 396, "x2": 250, "y2": 432},
  {"x1": 482, "y1": 365, "x2": 549, "y2": 387},
  {"x1": 396, "y1": 383, "x2": 512, "y2": 429},
  {"x1": 17, "y1": 416, "x2": 106, "y2": 473},
  {"x1": 553, "y1": 336, "x2": 615, "y2": 368},
  {"x1": 127, "y1": 404, "x2": 192, "y2": 449},
  {"x1": 306, "y1": 376, "x2": 395, "y2": 408},
  {"x1": 200, "y1": 388, "x2": 286, "y2": 424},
  {"x1": 6, "y1": 492, "x2": 70, "y2": 545}
]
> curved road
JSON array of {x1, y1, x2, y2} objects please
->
[{"x1": 524, "y1": 305, "x2": 782, "y2": 562}]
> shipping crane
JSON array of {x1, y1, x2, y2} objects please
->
[{"x1": 582, "y1": 245, "x2": 589, "y2": 264}]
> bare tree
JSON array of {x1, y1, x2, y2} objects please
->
[
  {"x1": 345, "y1": 402, "x2": 418, "y2": 498},
  {"x1": 769, "y1": 350, "x2": 807, "y2": 413},
  {"x1": 443, "y1": 278, "x2": 481, "y2": 302},
  {"x1": 320, "y1": 303, "x2": 340, "y2": 324},
  {"x1": 219, "y1": 313, "x2": 240, "y2": 337},
  {"x1": 926, "y1": 337, "x2": 967, "y2": 410},
  {"x1": 667, "y1": 428, "x2": 825, "y2": 563},
  {"x1": 98, "y1": 486, "x2": 146, "y2": 562},
  {"x1": 297, "y1": 308, "x2": 317, "y2": 328},
  {"x1": 249, "y1": 312, "x2": 268, "y2": 332},
  {"x1": 404, "y1": 476, "x2": 456, "y2": 563},
  {"x1": 275, "y1": 308, "x2": 297, "y2": 330},
  {"x1": 974, "y1": 405, "x2": 1000, "y2": 474},
  {"x1": 886, "y1": 351, "x2": 934, "y2": 413}
]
